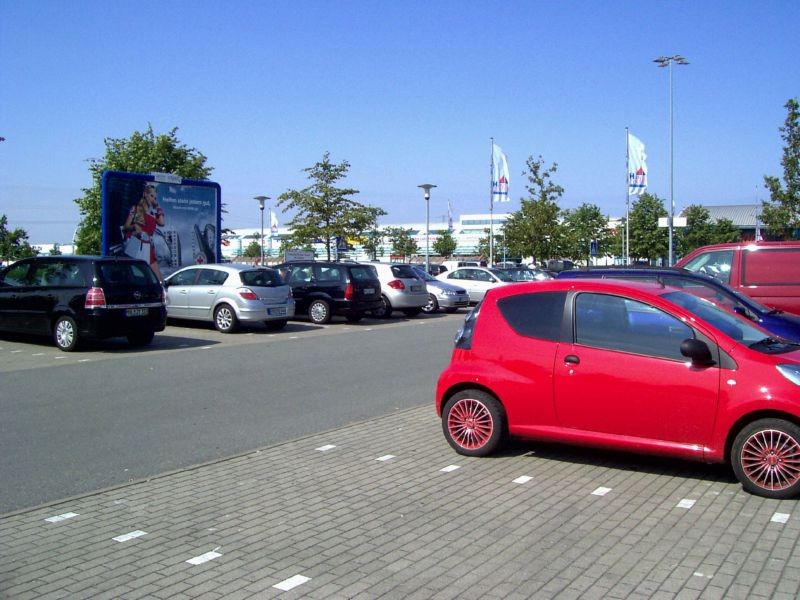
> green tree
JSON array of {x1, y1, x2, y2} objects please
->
[
  {"x1": 761, "y1": 98, "x2": 800, "y2": 239},
  {"x1": 561, "y1": 203, "x2": 611, "y2": 265},
  {"x1": 74, "y1": 125, "x2": 213, "y2": 254},
  {"x1": 48, "y1": 243, "x2": 62, "y2": 256},
  {"x1": 677, "y1": 204, "x2": 715, "y2": 255},
  {"x1": 503, "y1": 156, "x2": 564, "y2": 264},
  {"x1": 629, "y1": 193, "x2": 668, "y2": 263},
  {"x1": 384, "y1": 227, "x2": 418, "y2": 261},
  {"x1": 432, "y1": 229, "x2": 457, "y2": 258},
  {"x1": 711, "y1": 218, "x2": 742, "y2": 244},
  {"x1": 277, "y1": 153, "x2": 386, "y2": 261},
  {"x1": 242, "y1": 239, "x2": 262, "y2": 259},
  {"x1": 360, "y1": 226, "x2": 384, "y2": 261},
  {"x1": 0, "y1": 215, "x2": 38, "y2": 263}
]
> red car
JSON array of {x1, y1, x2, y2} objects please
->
[{"x1": 436, "y1": 279, "x2": 800, "y2": 499}]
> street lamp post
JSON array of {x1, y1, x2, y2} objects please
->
[
  {"x1": 418, "y1": 184, "x2": 437, "y2": 273},
  {"x1": 253, "y1": 195, "x2": 270, "y2": 265},
  {"x1": 654, "y1": 54, "x2": 689, "y2": 266}
]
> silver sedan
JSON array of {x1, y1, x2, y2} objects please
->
[{"x1": 164, "y1": 263, "x2": 295, "y2": 332}]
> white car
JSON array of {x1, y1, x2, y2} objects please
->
[
  {"x1": 367, "y1": 262, "x2": 429, "y2": 318},
  {"x1": 436, "y1": 267, "x2": 515, "y2": 303},
  {"x1": 164, "y1": 263, "x2": 295, "y2": 332}
]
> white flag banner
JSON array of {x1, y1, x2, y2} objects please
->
[
  {"x1": 492, "y1": 143, "x2": 510, "y2": 202},
  {"x1": 270, "y1": 211, "x2": 278, "y2": 233},
  {"x1": 628, "y1": 133, "x2": 647, "y2": 196}
]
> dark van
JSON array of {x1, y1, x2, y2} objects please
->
[
  {"x1": 676, "y1": 242, "x2": 800, "y2": 315},
  {"x1": 274, "y1": 261, "x2": 382, "y2": 324},
  {"x1": 0, "y1": 256, "x2": 166, "y2": 351}
]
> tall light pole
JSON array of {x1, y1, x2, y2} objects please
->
[
  {"x1": 418, "y1": 184, "x2": 437, "y2": 273},
  {"x1": 654, "y1": 54, "x2": 689, "y2": 266},
  {"x1": 253, "y1": 195, "x2": 269, "y2": 265}
]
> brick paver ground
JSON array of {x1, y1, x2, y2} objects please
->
[{"x1": 2, "y1": 406, "x2": 799, "y2": 599}]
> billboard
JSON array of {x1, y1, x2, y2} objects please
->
[{"x1": 101, "y1": 171, "x2": 221, "y2": 280}]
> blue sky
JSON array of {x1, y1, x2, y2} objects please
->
[{"x1": 1, "y1": 0, "x2": 798, "y2": 244}]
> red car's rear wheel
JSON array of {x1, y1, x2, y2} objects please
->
[{"x1": 442, "y1": 390, "x2": 505, "y2": 456}]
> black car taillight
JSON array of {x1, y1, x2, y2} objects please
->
[
  {"x1": 454, "y1": 302, "x2": 481, "y2": 350},
  {"x1": 85, "y1": 287, "x2": 107, "y2": 308},
  {"x1": 344, "y1": 283, "x2": 354, "y2": 300}
]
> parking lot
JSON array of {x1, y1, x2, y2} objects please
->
[
  {"x1": 3, "y1": 312, "x2": 800, "y2": 598},
  {"x1": 3, "y1": 394, "x2": 800, "y2": 598}
]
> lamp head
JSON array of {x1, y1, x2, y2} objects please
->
[
  {"x1": 253, "y1": 195, "x2": 269, "y2": 210},
  {"x1": 418, "y1": 184, "x2": 437, "y2": 200}
]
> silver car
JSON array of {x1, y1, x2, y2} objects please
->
[
  {"x1": 436, "y1": 266, "x2": 515, "y2": 303},
  {"x1": 164, "y1": 263, "x2": 295, "y2": 332},
  {"x1": 412, "y1": 266, "x2": 470, "y2": 313},
  {"x1": 367, "y1": 262, "x2": 429, "y2": 318}
]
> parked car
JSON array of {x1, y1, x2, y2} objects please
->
[
  {"x1": 497, "y1": 266, "x2": 554, "y2": 282},
  {"x1": 676, "y1": 241, "x2": 800, "y2": 315},
  {"x1": 274, "y1": 261, "x2": 382, "y2": 324},
  {"x1": 367, "y1": 262, "x2": 429, "y2": 318},
  {"x1": 411, "y1": 266, "x2": 470, "y2": 314},
  {"x1": 0, "y1": 255, "x2": 166, "y2": 351},
  {"x1": 425, "y1": 264, "x2": 448, "y2": 276},
  {"x1": 163, "y1": 264, "x2": 294, "y2": 332},
  {"x1": 436, "y1": 278, "x2": 800, "y2": 499},
  {"x1": 436, "y1": 266, "x2": 515, "y2": 303},
  {"x1": 557, "y1": 266, "x2": 800, "y2": 343}
]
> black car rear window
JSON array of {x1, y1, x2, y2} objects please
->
[
  {"x1": 98, "y1": 262, "x2": 159, "y2": 286},
  {"x1": 349, "y1": 266, "x2": 378, "y2": 281},
  {"x1": 240, "y1": 269, "x2": 283, "y2": 287},
  {"x1": 497, "y1": 292, "x2": 567, "y2": 341}
]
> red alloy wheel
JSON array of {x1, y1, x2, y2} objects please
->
[
  {"x1": 740, "y1": 428, "x2": 800, "y2": 491},
  {"x1": 447, "y1": 398, "x2": 494, "y2": 450}
]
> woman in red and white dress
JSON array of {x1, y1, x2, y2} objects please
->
[{"x1": 123, "y1": 184, "x2": 165, "y2": 280}]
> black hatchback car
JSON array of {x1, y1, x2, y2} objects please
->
[
  {"x1": 0, "y1": 255, "x2": 166, "y2": 351},
  {"x1": 274, "y1": 261, "x2": 382, "y2": 324}
]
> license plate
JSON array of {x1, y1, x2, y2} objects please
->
[
  {"x1": 363, "y1": 288, "x2": 375, "y2": 295},
  {"x1": 125, "y1": 308, "x2": 148, "y2": 317},
  {"x1": 268, "y1": 307, "x2": 287, "y2": 316}
]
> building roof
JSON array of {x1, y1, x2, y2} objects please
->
[{"x1": 680, "y1": 204, "x2": 760, "y2": 228}]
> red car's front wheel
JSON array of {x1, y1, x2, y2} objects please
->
[
  {"x1": 442, "y1": 390, "x2": 505, "y2": 456},
  {"x1": 732, "y1": 419, "x2": 800, "y2": 499}
]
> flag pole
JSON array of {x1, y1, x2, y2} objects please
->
[
  {"x1": 625, "y1": 128, "x2": 630, "y2": 265},
  {"x1": 489, "y1": 137, "x2": 494, "y2": 266}
]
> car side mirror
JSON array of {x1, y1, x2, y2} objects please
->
[{"x1": 680, "y1": 338, "x2": 715, "y2": 367}]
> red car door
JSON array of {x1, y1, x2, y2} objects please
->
[{"x1": 553, "y1": 292, "x2": 720, "y2": 451}]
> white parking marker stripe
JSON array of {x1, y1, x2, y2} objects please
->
[
  {"x1": 54, "y1": 356, "x2": 66, "y2": 360},
  {"x1": 513, "y1": 476, "x2": 533, "y2": 484},
  {"x1": 376, "y1": 455, "x2": 396, "y2": 462},
  {"x1": 771, "y1": 512, "x2": 790, "y2": 524},
  {"x1": 274, "y1": 574, "x2": 310, "y2": 591},
  {"x1": 592, "y1": 487, "x2": 612, "y2": 496},
  {"x1": 45, "y1": 512, "x2": 79, "y2": 523},
  {"x1": 78, "y1": 359, "x2": 91, "y2": 362},
  {"x1": 31, "y1": 353, "x2": 45, "y2": 356},
  {"x1": 316, "y1": 444, "x2": 336, "y2": 452},
  {"x1": 11, "y1": 350, "x2": 22, "y2": 353},
  {"x1": 676, "y1": 499, "x2": 696, "y2": 509},
  {"x1": 440, "y1": 465, "x2": 461, "y2": 473},
  {"x1": 113, "y1": 530, "x2": 147, "y2": 542},
  {"x1": 186, "y1": 550, "x2": 221, "y2": 565}
]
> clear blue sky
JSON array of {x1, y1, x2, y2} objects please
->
[{"x1": 2, "y1": 0, "x2": 798, "y2": 244}]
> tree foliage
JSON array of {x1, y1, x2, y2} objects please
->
[
  {"x1": 276, "y1": 152, "x2": 386, "y2": 261},
  {"x1": 628, "y1": 193, "x2": 668, "y2": 263},
  {"x1": 73, "y1": 125, "x2": 213, "y2": 254},
  {"x1": 677, "y1": 205, "x2": 741, "y2": 257},
  {"x1": 0, "y1": 215, "x2": 38, "y2": 263},
  {"x1": 384, "y1": 227, "x2": 418, "y2": 260},
  {"x1": 561, "y1": 203, "x2": 612, "y2": 265},
  {"x1": 432, "y1": 229, "x2": 457, "y2": 258},
  {"x1": 503, "y1": 156, "x2": 565, "y2": 264},
  {"x1": 761, "y1": 98, "x2": 800, "y2": 239}
]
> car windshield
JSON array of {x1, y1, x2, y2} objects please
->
[
  {"x1": 662, "y1": 290, "x2": 781, "y2": 349},
  {"x1": 412, "y1": 267, "x2": 435, "y2": 282},
  {"x1": 490, "y1": 269, "x2": 514, "y2": 282},
  {"x1": 391, "y1": 265, "x2": 420, "y2": 279},
  {"x1": 505, "y1": 269, "x2": 536, "y2": 281},
  {"x1": 240, "y1": 269, "x2": 283, "y2": 287}
]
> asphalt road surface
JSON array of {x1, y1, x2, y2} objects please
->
[{"x1": 0, "y1": 313, "x2": 462, "y2": 514}]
